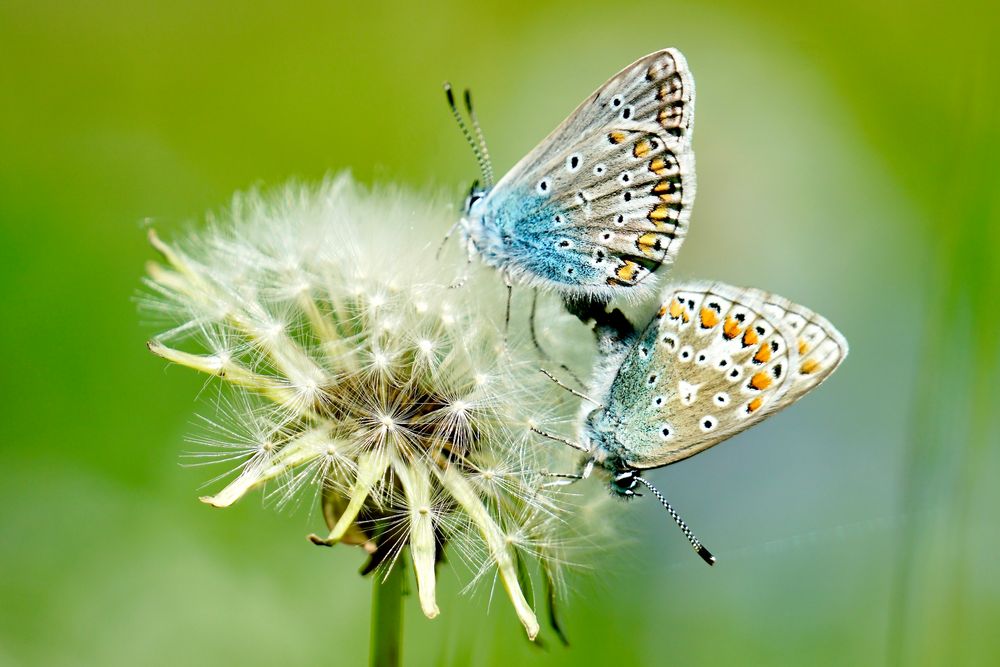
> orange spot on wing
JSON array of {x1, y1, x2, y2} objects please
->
[
  {"x1": 723, "y1": 316, "x2": 742, "y2": 340},
  {"x1": 652, "y1": 179, "x2": 674, "y2": 194},
  {"x1": 699, "y1": 307, "x2": 719, "y2": 329},
  {"x1": 747, "y1": 397, "x2": 763, "y2": 413},
  {"x1": 798, "y1": 338, "x2": 809, "y2": 355},
  {"x1": 633, "y1": 139, "x2": 651, "y2": 158},
  {"x1": 742, "y1": 328, "x2": 759, "y2": 347},
  {"x1": 636, "y1": 232, "x2": 661, "y2": 256},
  {"x1": 668, "y1": 299, "x2": 684, "y2": 319},
  {"x1": 616, "y1": 261, "x2": 639, "y2": 283},
  {"x1": 658, "y1": 106, "x2": 681, "y2": 125},
  {"x1": 649, "y1": 157, "x2": 668, "y2": 175},
  {"x1": 749, "y1": 371, "x2": 772, "y2": 391},
  {"x1": 681, "y1": 310, "x2": 690, "y2": 323},
  {"x1": 608, "y1": 131, "x2": 627, "y2": 145},
  {"x1": 648, "y1": 204, "x2": 671, "y2": 222},
  {"x1": 658, "y1": 83, "x2": 679, "y2": 101},
  {"x1": 657, "y1": 305, "x2": 668, "y2": 318},
  {"x1": 801, "y1": 359, "x2": 820, "y2": 374},
  {"x1": 753, "y1": 344, "x2": 772, "y2": 364}
]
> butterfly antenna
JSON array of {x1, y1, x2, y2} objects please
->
[
  {"x1": 634, "y1": 476, "x2": 716, "y2": 566},
  {"x1": 464, "y1": 88, "x2": 494, "y2": 187},
  {"x1": 444, "y1": 82, "x2": 491, "y2": 185}
]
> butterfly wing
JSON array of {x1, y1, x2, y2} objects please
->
[
  {"x1": 475, "y1": 50, "x2": 696, "y2": 297},
  {"x1": 602, "y1": 282, "x2": 847, "y2": 469},
  {"x1": 510, "y1": 48, "x2": 696, "y2": 168}
]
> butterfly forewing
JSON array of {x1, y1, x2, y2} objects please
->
[
  {"x1": 605, "y1": 282, "x2": 846, "y2": 469},
  {"x1": 476, "y1": 49, "x2": 696, "y2": 296},
  {"x1": 505, "y1": 49, "x2": 695, "y2": 172}
]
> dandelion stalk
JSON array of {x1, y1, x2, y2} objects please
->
[{"x1": 370, "y1": 547, "x2": 406, "y2": 667}]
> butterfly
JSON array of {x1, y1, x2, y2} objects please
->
[
  {"x1": 535, "y1": 281, "x2": 848, "y2": 564},
  {"x1": 446, "y1": 49, "x2": 696, "y2": 299}
]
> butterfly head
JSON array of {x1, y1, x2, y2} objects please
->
[
  {"x1": 463, "y1": 179, "x2": 487, "y2": 216},
  {"x1": 459, "y1": 180, "x2": 508, "y2": 265}
]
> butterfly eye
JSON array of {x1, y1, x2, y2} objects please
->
[
  {"x1": 536, "y1": 179, "x2": 550, "y2": 194},
  {"x1": 566, "y1": 154, "x2": 582, "y2": 172},
  {"x1": 699, "y1": 416, "x2": 718, "y2": 432}
]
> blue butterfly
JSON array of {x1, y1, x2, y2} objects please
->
[
  {"x1": 537, "y1": 282, "x2": 849, "y2": 565},
  {"x1": 447, "y1": 49, "x2": 696, "y2": 299}
]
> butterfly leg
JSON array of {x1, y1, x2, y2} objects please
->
[
  {"x1": 435, "y1": 218, "x2": 462, "y2": 260},
  {"x1": 502, "y1": 276, "x2": 513, "y2": 347},
  {"x1": 542, "y1": 459, "x2": 595, "y2": 487},
  {"x1": 448, "y1": 239, "x2": 475, "y2": 289},
  {"x1": 530, "y1": 291, "x2": 587, "y2": 388},
  {"x1": 529, "y1": 426, "x2": 589, "y2": 453},
  {"x1": 539, "y1": 368, "x2": 602, "y2": 407}
]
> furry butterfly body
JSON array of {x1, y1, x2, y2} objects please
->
[{"x1": 455, "y1": 49, "x2": 697, "y2": 299}]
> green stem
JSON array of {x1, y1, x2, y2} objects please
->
[{"x1": 370, "y1": 551, "x2": 405, "y2": 667}]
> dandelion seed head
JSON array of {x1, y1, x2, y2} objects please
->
[{"x1": 142, "y1": 175, "x2": 595, "y2": 639}]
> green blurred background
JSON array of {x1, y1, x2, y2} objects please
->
[{"x1": 1, "y1": 1, "x2": 997, "y2": 665}]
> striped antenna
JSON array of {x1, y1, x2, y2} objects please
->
[
  {"x1": 635, "y1": 476, "x2": 716, "y2": 566},
  {"x1": 444, "y1": 83, "x2": 492, "y2": 186},
  {"x1": 463, "y1": 89, "x2": 494, "y2": 186}
]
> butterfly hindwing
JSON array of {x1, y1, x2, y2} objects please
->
[
  {"x1": 601, "y1": 282, "x2": 847, "y2": 469},
  {"x1": 468, "y1": 49, "x2": 696, "y2": 296},
  {"x1": 480, "y1": 126, "x2": 693, "y2": 291}
]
